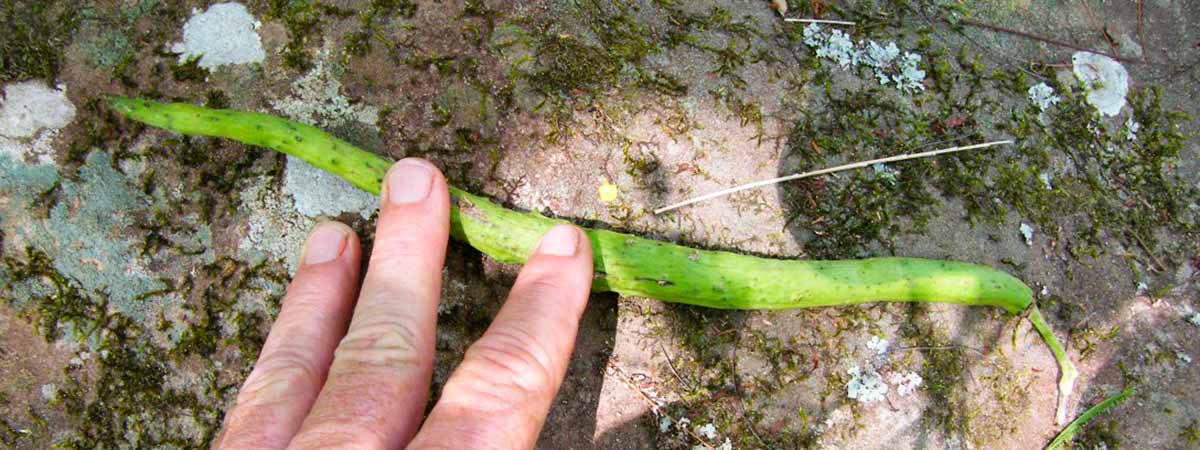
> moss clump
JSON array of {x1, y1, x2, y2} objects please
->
[
  {"x1": 1073, "y1": 419, "x2": 1123, "y2": 449},
  {"x1": 778, "y1": 15, "x2": 1196, "y2": 282},
  {"x1": 896, "y1": 304, "x2": 973, "y2": 440},
  {"x1": 3, "y1": 248, "x2": 107, "y2": 343},
  {"x1": 781, "y1": 87, "x2": 942, "y2": 259},
  {"x1": 268, "y1": 0, "x2": 359, "y2": 70},
  {"x1": 3, "y1": 247, "x2": 286, "y2": 447},
  {"x1": 344, "y1": 0, "x2": 417, "y2": 57},
  {"x1": 0, "y1": 0, "x2": 81, "y2": 82},
  {"x1": 1180, "y1": 420, "x2": 1200, "y2": 446},
  {"x1": 170, "y1": 55, "x2": 207, "y2": 82}
]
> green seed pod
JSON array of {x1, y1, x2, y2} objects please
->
[{"x1": 108, "y1": 96, "x2": 1078, "y2": 428}]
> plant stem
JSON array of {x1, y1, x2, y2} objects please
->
[
  {"x1": 1028, "y1": 306, "x2": 1080, "y2": 425},
  {"x1": 1046, "y1": 386, "x2": 1135, "y2": 449}
]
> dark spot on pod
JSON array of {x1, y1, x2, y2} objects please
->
[
  {"x1": 284, "y1": 123, "x2": 298, "y2": 131},
  {"x1": 255, "y1": 124, "x2": 264, "y2": 130},
  {"x1": 294, "y1": 135, "x2": 304, "y2": 143},
  {"x1": 205, "y1": 116, "x2": 220, "y2": 122}
]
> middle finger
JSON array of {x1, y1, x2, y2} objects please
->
[{"x1": 290, "y1": 159, "x2": 450, "y2": 449}]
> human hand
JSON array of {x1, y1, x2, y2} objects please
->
[{"x1": 215, "y1": 158, "x2": 595, "y2": 449}]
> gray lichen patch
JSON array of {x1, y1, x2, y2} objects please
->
[
  {"x1": 236, "y1": 174, "x2": 313, "y2": 274},
  {"x1": 0, "y1": 152, "x2": 213, "y2": 331},
  {"x1": 270, "y1": 45, "x2": 380, "y2": 128},
  {"x1": 170, "y1": 2, "x2": 266, "y2": 70},
  {"x1": 0, "y1": 81, "x2": 76, "y2": 165},
  {"x1": 285, "y1": 155, "x2": 379, "y2": 220}
]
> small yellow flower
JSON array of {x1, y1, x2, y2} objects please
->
[{"x1": 598, "y1": 179, "x2": 620, "y2": 204}]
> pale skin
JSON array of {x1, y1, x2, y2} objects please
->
[{"x1": 214, "y1": 158, "x2": 595, "y2": 449}]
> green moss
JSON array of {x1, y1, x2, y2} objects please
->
[
  {"x1": 3, "y1": 245, "x2": 285, "y2": 447},
  {"x1": 268, "y1": 0, "x2": 355, "y2": 70},
  {"x1": 1074, "y1": 419, "x2": 1123, "y2": 450},
  {"x1": 1069, "y1": 325, "x2": 1120, "y2": 361},
  {"x1": 170, "y1": 55, "x2": 207, "y2": 82},
  {"x1": 344, "y1": 0, "x2": 417, "y2": 57},
  {"x1": 896, "y1": 303, "x2": 972, "y2": 439},
  {"x1": 781, "y1": 87, "x2": 942, "y2": 258},
  {"x1": 0, "y1": 0, "x2": 81, "y2": 82},
  {"x1": 1180, "y1": 420, "x2": 1200, "y2": 446},
  {"x1": 774, "y1": 15, "x2": 1196, "y2": 294},
  {"x1": 84, "y1": 30, "x2": 134, "y2": 70}
]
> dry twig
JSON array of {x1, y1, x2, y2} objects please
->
[{"x1": 654, "y1": 140, "x2": 1012, "y2": 214}]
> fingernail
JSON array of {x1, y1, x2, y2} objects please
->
[
  {"x1": 304, "y1": 223, "x2": 349, "y2": 265},
  {"x1": 536, "y1": 225, "x2": 579, "y2": 257},
  {"x1": 386, "y1": 159, "x2": 435, "y2": 205}
]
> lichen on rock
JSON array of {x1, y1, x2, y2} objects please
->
[
  {"x1": 170, "y1": 2, "x2": 266, "y2": 70},
  {"x1": 0, "y1": 81, "x2": 76, "y2": 165},
  {"x1": 236, "y1": 175, "x2": 312, "y2": 274},
  {"x1": 1072, "y1": 51, "x2": 1129, "y2": 117},
  {"x1": 0, "y1": 151, "x2": 212, "y2": 332}
]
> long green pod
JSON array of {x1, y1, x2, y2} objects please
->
[
  {"x1": 107, "y1": 98, "x2": 1032, "y2": 311},
  {"x1": 107, "y1": 97, "x2": 1077, "y2": 425}
]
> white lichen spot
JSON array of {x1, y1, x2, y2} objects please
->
[
  {"x1": 1038, "y1": 172, "x2": 1054, "y2": 190},
  {"x1": 1072, "y1": 52, "x2": 1129, "y2": 117},
  {"x1": 804, "y1": 25, "x2": 924, "y2": 93},
  {"x1": 271, "y1": 46, "x2": 379, "y2": 128},
  {"x1": 170, "y1": 2, "x2": 266, "y2": 70},
  {"x1": 1124, "y1": 116, "x2": 1140, "y2": 141},
  {"x1": 1019, "y1": 222, "x2": 1034, "y2": 246},
  {"x1": 872, "y1": 163, "x2": 897, "y2": 185},
  {"x1": 866, "y1": 335, "x2": 889, "y2": 355},
  {"x1": 1027, "y1": 82, "x2": 1060, "y2": 112},
  {"x1": 284, "y1": 156, "x2": 379, "y2": 219},
  {"x1": 695, "y1": 423, "x2": 718, "y2": 440},
  {"x1": 237, "y1": 175, "x2": 313, "y2": 274},
  {"x1": 1178, "y1": 352, "x2": 1193, "y2": 365},
  {"x1": 40, "y1": 383, "x2": 58, "y2": 402},
  {"x1": 888, "y1": 371, "x2": 923, "y2": 396},
  {"x1": 818, "y1": 30, "x2": 857, "y2": 68},
  {"x1": 893, "y1": 52, "x2": 926, "y2": 92},
  {"x1": 658, "y1": 415, "x2": 673, "y2": 432},
  {"x1": 0, "y1": 81, "x2": 76, "y2": 164},
  {"x1": 803, "y1": 23, "x2": 824, "y2": 48},
  {"x1": 864, "y1": 40, "x2": 900, "y2": 84},
  {"x1": 846, "y1": 365, "x2": 888, "y2": 404},
  {"x1": 1190, "y1": 313, "x2": 1200, "y2": 328}
]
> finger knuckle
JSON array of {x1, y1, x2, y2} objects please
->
[
  {"x1": 459, "y1": 327, "x2": 557, "y2": 401},
  {"x1": 283, "y1": 278, "x2": 344, "y2": 308},
  {"x1": 517, "y1": 276, "x2": 571, "y2": 302},
  {"x1": 237, "y1": 348, "x2": 324, "y2": 407},
  {"x1": 334, "y1": 317, "x2": 425, "y2": 371},
  {"x1": 290, "y1": 423, "x2": 389, "y2": 450},
  {"x1": 413, "y1": 427, "x2": 521, "y2": 450},
  {"x1": 215, "y1": 425, "x2": 277, "y2": 450},
  {"x1": 370, "y1": 224, "x2": 438, "y2": 263}
]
